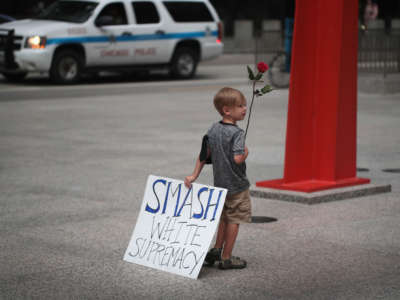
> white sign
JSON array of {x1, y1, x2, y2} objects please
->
[{"x1": 124, "y1": 175, "x2": 227, "y2": 279}]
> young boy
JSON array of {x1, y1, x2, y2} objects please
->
[{"x1": 184, "y1": 87, "x2": 251, "y2": 270}]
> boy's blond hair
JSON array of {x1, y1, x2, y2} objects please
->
[{"x1": 213, "y1": 87, "x2": 246, "y2": 116}]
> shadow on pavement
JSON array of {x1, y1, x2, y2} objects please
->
[{"x1": 0, "y1": 70, "x2": 219, "y2": 87}]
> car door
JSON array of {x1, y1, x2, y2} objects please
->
[
  {"x1": 90, "y1": 1, "x2": 132, "y2": 65},
  {"x1": 129, "y1": 1, "x2": 171, "y2": 64}
]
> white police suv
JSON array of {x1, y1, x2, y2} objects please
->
[{"x1": 0, "y1": 0, "x2": 223, "y2": 83}]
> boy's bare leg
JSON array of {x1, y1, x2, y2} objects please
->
[
  {"x1": 214, "y1": 220, "x2": 226, "y2": 249},
  {"x1": 221, "y1": 223, "x2": 239, "y2": 260}
]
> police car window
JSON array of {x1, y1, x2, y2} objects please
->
[
  {"x1": 97, "y1": 3, "x2": 128, "y2": 25},
  {"x1": 36, "y1": 1, "x2": 98, "y2": 23},
  {"x1": 132, "y1": 2, "x2": 160, "y2": 24},
  {"x1": 162, "y1": 2, "x2": 214, "y2": 22}
]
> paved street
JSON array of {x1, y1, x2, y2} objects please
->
[{"x1": 0, "y1": 58, "x2": 400, "y2": 299}]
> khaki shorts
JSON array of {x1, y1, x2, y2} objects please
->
[{"x1": 221, "y1": 189, "x2": 252, "y2": 224}]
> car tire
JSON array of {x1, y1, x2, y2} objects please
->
[
  {"x1": 50, "y1": 50, "x2": 83, "y2": 84},
  {"x1": 2, "y1": 72, "x2": 27, "y2": 82},
  {"x1": 170, "y1": 47, "x2": 198, "y2": 79}
]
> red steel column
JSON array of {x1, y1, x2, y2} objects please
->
[{"x1": 257, "y1": 0, "x2": 370, "y2": 192}]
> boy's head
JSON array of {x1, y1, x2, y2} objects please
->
[{"x1": 214, "y1": 87, "x2": 246, "y2": 116}]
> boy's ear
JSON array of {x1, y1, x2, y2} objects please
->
[{"x1": 222, "y1": 105, "x2": 231, "y2": 116}]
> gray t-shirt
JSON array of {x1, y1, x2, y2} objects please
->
[{"x1": 206, "y1": 121, "x2": 250, "y2": 195}]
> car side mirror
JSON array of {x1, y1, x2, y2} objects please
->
[{"x1": 95, "y1": 15, "x2": 113, "y2": 27}]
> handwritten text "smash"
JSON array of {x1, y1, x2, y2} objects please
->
[{"x1": 144, "y1": 179, "x2": 223, "y2": 222}]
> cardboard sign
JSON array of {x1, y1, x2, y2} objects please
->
[{"x1": 123, "y1": 175, "x2": 227, "y2": 279}]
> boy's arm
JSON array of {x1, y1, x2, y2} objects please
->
[
  {"x1": 184, "y1": 155, "x2": 207, "y2": 188},
  {"x1": 185, "y1": 136, "x2": 211, "y2": 188},
  {"x1": 234, "y1": 146, "x2": 249, "y2": 164}
]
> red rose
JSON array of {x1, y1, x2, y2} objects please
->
[{"x1": 257, "y1": 62, "x2": 269, "y2": 73}]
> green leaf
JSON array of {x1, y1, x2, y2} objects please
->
[
  {"x1": 254, "y1": 73, "x2": 263, "y2": 81},
  {"x1": 247, "y1": 66, "x2": 255, "y2": 80},
  {"x1": 261, "y1": 84, "x2": 273, "y2": 94}
]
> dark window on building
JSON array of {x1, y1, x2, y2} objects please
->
[
  {"x1": 163, "y1": 2, "x2": 214, "y2": 22},
  {"x1": 132, "y1": 2, "x2": 160, "y2": 24}
]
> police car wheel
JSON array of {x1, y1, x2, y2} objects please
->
[
  {"x1": 50, "y1": 50, "x2": 83, "y2": 84},
  {"x1": 170, "y1": 48, "x2": 197, "y2": 79},
  {"x1": 2, "y1": 72, "x2": 27, "y2": 82}
]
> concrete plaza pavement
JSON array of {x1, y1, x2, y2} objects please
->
[{"x1": 0, "y1": 57, "x2": 400, "y2": 299}]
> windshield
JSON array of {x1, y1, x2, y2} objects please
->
[{"x1": 36, "y1": 1, "x2": 98, "y2": 23}]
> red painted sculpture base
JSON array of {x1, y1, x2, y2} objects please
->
[{"x1": 256, "y1": 177, "x2": 370, "y2": 193}]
